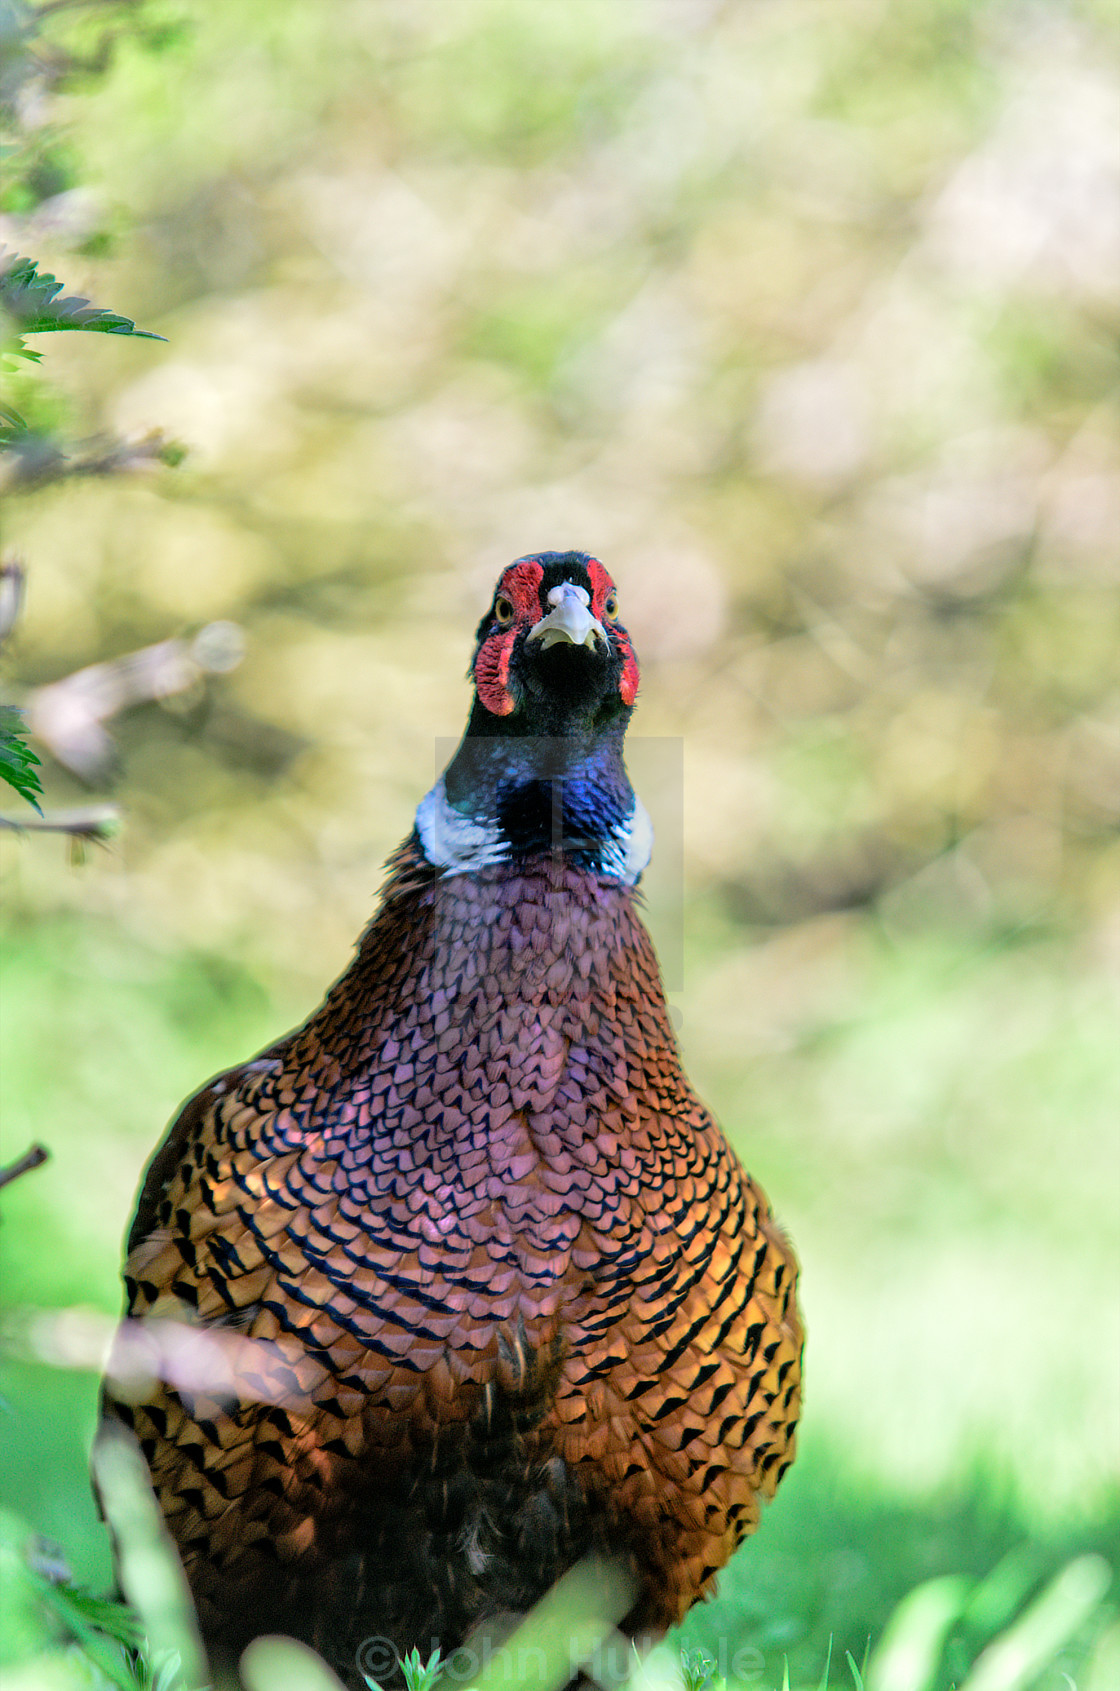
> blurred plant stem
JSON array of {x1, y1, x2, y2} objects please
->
[{"x1": 0, "y1": 1143, "x2": 49, "y2": 1191}]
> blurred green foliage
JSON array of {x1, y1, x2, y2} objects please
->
[{"x1": 1, "y1": 1, "x2": 1118, "y2": 1687}]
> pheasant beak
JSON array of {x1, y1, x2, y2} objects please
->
[{"x1": 527, "y1": 582, "x2": 607, "y2": 652}]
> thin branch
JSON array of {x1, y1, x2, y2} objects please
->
[
  {"x1": 34, "y1": 1, "x2": 144, "y2": 17},
  {"x1": 27, "y1": 623, "x2": 241, "y2": 780},
  {"x1": 0, "y1": 1144, "x2": 50, "y2": 1191},
  {"x1": 0, "y1": 430, "x2": 179, "y2": 495},
  {"x1": 0, "y1": 803, "x2": 120, "y2": 840},
  {"x1": 0, "y1": 559, "x2": 25, "y2": 645}
]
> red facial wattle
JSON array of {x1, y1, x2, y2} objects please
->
[
  {"x1": 473, "y1": 559, "x2": 543, "y2": 716},
  {"x1": 473, "y1": 628, "x2": 518, "y2": 716},
  {"x1": 472, "y1": 554, "x2": 640, "y2": 717},
  {"x1": 615, "y1": 633, "x2": 639, "y2": 708},
  {"x1": 586, "y1": 556, "x2": 640, "y2": 708}
]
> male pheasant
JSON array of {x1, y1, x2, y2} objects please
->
[{"x1": 102, "y1": 551, "x2": 802, "y2": 1687}]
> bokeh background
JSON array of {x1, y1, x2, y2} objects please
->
[{"x1": 2, "y1": 1, "x2": 1118, "y2": 1684}]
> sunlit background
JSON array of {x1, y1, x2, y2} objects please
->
[{"x1": 2, "y1": 1, "x2": 1118, "y2": 1683}]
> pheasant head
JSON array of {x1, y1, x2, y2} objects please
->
[
  {"x1": 469, "y1": 551, "x2": 640, "y2": 733},
  {"x1": 416, "y1": 551, "x2": 651, "y2": 881}
]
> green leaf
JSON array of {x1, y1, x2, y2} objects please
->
[
  {"x1": 960, "y1": 1557, "x2": 1112, "y2": 1691},
  {"x1": 0, "y1": 705, "x2": 43, "y2": 812},
  {"x1": 963, "y1": 1549, "x2": 1045, "y2": 1641},
  {"x1": 27, "y1": 1571, "x2": 139, "y2": 1691},
  {"x1": 37, "y1": 1584, "x2": 145, "y2": 1652},
  {"x1": 0, "y1": 249, "x2": 165, "y2": 360},
  {"x1": 680, "y1": 1647, "x2": 717, "y2": 1691},
  {"x1": 241, "y1": 1636, "x2": 349, "y2": 1691},
  {"x1": 90, "y1": 1426, "x2": 209, "y2": 1691},
  {"x1": 0, "y1": 399, "x2": 29, "y2": 436},
  {"x1": 1086, "y1": 1621, "x2": 1120, "y2": 1691},
  {"x1": 866, "y1": 1576, "x2": 972, "y2": 1691}
]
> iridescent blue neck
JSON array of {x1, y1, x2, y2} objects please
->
[{"x1": 415, "y1": 729, "x2": 652, "y2": 884}]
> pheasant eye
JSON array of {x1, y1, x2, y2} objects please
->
[
  {"x1": 494, "y1": 596, "x2": 515, "y2": 626},
  {"x1": 604, "y1": 592, "x2": 619, "y2": 621}
]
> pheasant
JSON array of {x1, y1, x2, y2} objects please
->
[{"x1": 102, "y1": 551, "x2": 802, "y2": 1687}]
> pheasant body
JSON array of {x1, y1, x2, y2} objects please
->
[{"x1": 104, "y1": 553, "x2": 801, "y2": 1687}]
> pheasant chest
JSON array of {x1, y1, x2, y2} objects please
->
[{"x1": 173, "y1": 862, "x2": 728, "y2": 1337}]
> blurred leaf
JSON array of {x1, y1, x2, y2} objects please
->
[
  {"x1": 866, "y1": 1576, "x2": 971, "y2": 1691},
  {"x1": 462, "y1": 1556, "x2": 634, "y2": 1691},
  {"x1": 1086, "y1": 1621, "x2": 1120, "y2": 1691},
  {"x1": 0, "y1": 558, "x2": 25, "y2": 643},
  {"x1": 961, "y1": 1548, "x2": 1045, "y2": 1643},
  {"x1": 0, "y1": 1512, "x2": 49, "y2": 1667},
  {"x1": 960, "y1": 1556, "x2": 1112, "y2": 1691},
  {"x1": 0, "y1": 400, "x2": 29, "y2": 437},
  {"x1": 241, "y1": 1636, "x2": 348, "y2": 1691},
  {"x1": 31, "y1": 1578, "x2": 143, "y2": 1686},
  {"x1": 0, "y1": 1507, "x2": 138, "y2": 1690},
  {"x1": 90, "y1": 1425, "x2": 208, "y2": 1691},
  {"x1": 139, "y1": 1647, "x2": 205, "y2": 1691},
  {"x1": 39, "y1": 1585, "x2": 143, "y2": 1653}
]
